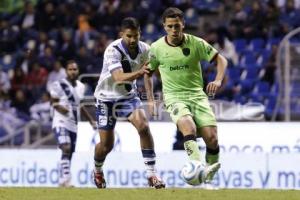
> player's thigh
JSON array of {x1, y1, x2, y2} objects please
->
[
  {"x1": 95, "y1": 100, "x2": 116, "y2": 130},
  {"x1": 192, "y1": 98, "x2": 217, "y2": 129},
  {"x1": 166, "y1": 102, "x2": 196, "y2": 135},
  {"x1": 166, "y1": 102, "x2": 191, "y2": 124},
  {"x1": 197, "y1": 126, "x2": 218, "y2": 147},
  {"x1": 53, "y1": 127, "x2": 76, "y2": 153},
  {"x1": 128, "y1": 108, "x2": 149, "y2": 132},
  {"x1": 99, "y1": 129, "x2": 115, "y2": 147}
]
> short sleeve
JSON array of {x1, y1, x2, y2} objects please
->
[
  {"x1": 196, "y1": 37, "x2": 218, "y2": 62},
  {"x1": 104, "y1": 46, "x2": 122, "y2": 72},
  {"x1": 49, "y1": 81, "x2": 63, "y2": 99},
  {"x1": 149, "y1": 45, "x2": 159, "y2": 71}
]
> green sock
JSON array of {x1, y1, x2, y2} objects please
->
[
  {"x1": 205, "y1": 146, "x2": 220, "y2": 165},
  {"x1": 206, "y1": 154, "x2": 219, "y2": 165},
  {"x1": 184, "y1": 140, "x2": 201, "y2": 161}
]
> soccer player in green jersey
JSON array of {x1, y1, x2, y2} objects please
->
[{"x1": 145, "y1": 7, "x2": 228, "y2": 186}]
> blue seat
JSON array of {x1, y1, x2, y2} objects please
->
[
  {"x1": 184, "y1": 8, "x2": 199, "y2": 28},
  {"x1": 256, "y1": 81, "x2": 270, "y2": 95},
  {"x1": 244, "y1": 66, "x2": 260, "y2": 80},
  {"x1": 266, "y1": 38, "x2": 281, "y2": 50},
  {"x1": 249, "y1": 38, "x2": 265, "y2": 52},
  {"x1": 257, "y1": 49, "x2": 271, "y2": 65},
  {"x1": 233, "y1": 39, "x2": 247, "y2": 54},
  {"x1": 227, "y1": 67, "x2": 242, "y2": 83},
  {"x1": 265, "y1": 95, "x2": 277, "y2": 117},
  {"x1": 240, "y1": 52, "x2": 257, "y2": 66}
]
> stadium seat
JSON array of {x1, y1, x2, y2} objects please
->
[
  {"x1": 240, "y1": 52, "x2": 257, "y2": 66},
  {"x1": 0, "y1": 127, "x2": 8, "y2": 138},
  {"x1": 0, "y1": 54, "x2": 16, "y2": 72},
  {"x1": 233, "y1": 39, "x2": 247, "y2": 54},
  {"x1": 257, "y1": 49, "x2": 271, "y2": 66},
  {"x1": 184, "y1": 8, "x2": 199, "y2": 29},
  {"x1": 265, "y1": 95, "x2": 277, "y2": 117},
  {"x1": 227, "y1": 67, "x2": 242, "y2": 84},
  {"x1": 266, "y1": 38, "x2": 281, "y2": 50},
  {"x1": 249, "y1": 38, "x2": 265, "y2": 52},
  {"x1": 240, "y1": 66, "x2": 260, "y2": 81}
]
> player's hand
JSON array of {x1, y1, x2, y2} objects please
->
[
  {"x1": 138, "y1": 62, "x2": 151, "y2": 76},
  {"x1": 147, "y1": 100, "x2": 158, "y2": 117},
  {"x1": 206, "y1": 80, "x2": 222, "y2": 98}
]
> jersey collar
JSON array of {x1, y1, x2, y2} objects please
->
[
  {"x1": 164, "y1": 34, "x2": 185, "y2": 47},
  {"x1": 121, "y1": 39, "x2": 141, "y2": 59}
]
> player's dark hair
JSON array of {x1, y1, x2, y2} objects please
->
[
  {"x1": 65, "y1": 60, "x2": 77, "y2": 68},
  {"x1": 162, "y1": 7, "x2": 184, "y2": 23},
  {"x1": 121, "y1": 17, "x2": 140, "y2": 31}
]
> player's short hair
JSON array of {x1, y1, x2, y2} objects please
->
[
  {"x1": 162, "y1": 7, "x2": 184, "y2": 22},
  {"x1": 66, "y1": 60, "x2": 77, "y2": 68},
  {"x1": 121, "y1": 17, "x2": 140, "y2": 31}
]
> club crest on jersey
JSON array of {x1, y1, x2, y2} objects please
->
[{"x1": 182, "y1": 48, "x2": 190, "y2": 56}]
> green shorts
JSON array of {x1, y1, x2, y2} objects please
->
[{"x1": 166, "y1": 96, "x2": 217, "y2": 128}]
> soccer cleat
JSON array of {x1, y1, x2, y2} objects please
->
[
  {"x1": 148, "y1": 176, "x2": 166, "y2": 189},
  {"x1": 59, "y1": 178, "x2": 74, "y2": 188},
  {"x1": 202, "y1": 162, "x2": 221, "y2": 183},
  {"x1": 93, "y1": 170, "x2": 106, "y2": 189},
  {"x1": 203, "y1": 182, "x2": 219, "y2": 190}
]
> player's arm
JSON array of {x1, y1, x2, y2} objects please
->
[
  {"x1": 111, "y1": 63, "x2": 150, "y2": 82},
  {"x1": 206, "y1": 53, "x2": 228, "y2": 96},
  {"x1": 51, "y1": 97, "x2": 69, "y2": 116},
  {"x1": 144, "y1": 47, "x2": 160, "y2": 116},
  {"x1": 80, "y1": 104, "x2": 96, "y2": 128},
  {"x1": 144, "y1": 70, "x2": 157, "y2": 116}
]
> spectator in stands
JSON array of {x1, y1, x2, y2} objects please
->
[
  {"x1": 10, "y1": 66, "x2": 27, "y2": 93},
  {"x1": 0, "y1": 18, "x2": 19, "y2": 53},
  {"x1": 38, "y1": 46, "x2": 56, "y2": 71},
  {"x1": 46, "y1": 60, "x2": 66, "y2": 92},
  {"x1": 26, "y1": 62, "x2": 48, "y2": 99},
  {"x1": 262, "y1": 45, "x2": 277, "y2": 86},
  {"x1": 36, "y1": 1, "x2": 59, "y2": 32},
  {"x1": 11, "y1": 89, "x2": 30, "y2": 121},
  {"x1": 58, "y1": 30, "x2": 76, "y2": 62},
  {"x1": 18, "y1": 1, "x2": 37, "y2": 30},
  {"x1": 0, "y1": 67, "x2": 11, "y2": 94}
]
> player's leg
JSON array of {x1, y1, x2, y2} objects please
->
[
  {"x1": 167, "y1": 102, "x2": 201, "y2": 161},
  {"x1": 93, "y1": 101, "x2": 116, "y2": 188},
  {"x1": 126, "y1": 98, "x2": 165, "y2": 188},
  {"x1": 193, "y1": 97, "x2": 220, "y2": 185},
  {"x1": 53, "y1": 127, "x2": 75, "y2": 187},
  {"x1": 199, "y1": 126, "x2": 219, "y2": 166}
]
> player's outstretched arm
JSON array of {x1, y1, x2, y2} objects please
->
[
  {"x1": 80, "y1": 104, "x2": 96, "y2": 129},
  {"x1": 206, "y1": 54, "x2": 228, "y2": 96},
  {"x1": 51, "y1": 97, "x2": 69, "y2": 116},
  {"x1": 111, "y1": 64, "x2": 150, "y2": 82},
  {"x1": 144, "y1": 70, "x2": 157, "y2": 117}
]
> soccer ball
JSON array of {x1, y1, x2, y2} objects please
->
[{"x1": 180, "y1": 160, "x2": 205, "y2": 185}]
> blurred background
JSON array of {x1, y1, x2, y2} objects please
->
[{"x1": 0, "y1": 0, "x2": 300, "y2": 189}]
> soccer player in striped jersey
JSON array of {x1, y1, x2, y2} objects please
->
[
  {"x1": 145, "y1": 7, "x2": 228, "y2": 187},
  {"x1": 93, "y1": 17, "x2": 165, "y2": 189},
  {"x1": 49, "y1": 60, "x2": 95, "y2": 187}
]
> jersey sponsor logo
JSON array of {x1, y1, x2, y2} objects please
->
[
  {"x1": 98, "y1": 115, "x2": 108, "y2": 126},
  {"x1": 169, "y1": 64, "x2": 189, "y2": 71}
]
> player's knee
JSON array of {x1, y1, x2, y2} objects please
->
[
  {"x1": 60, "y1": 144, "x2": 72, "y2": 155},
  {"x1": 177, "y1": 116, "x2": 197, "y2": 134},
  {"x1": 101, "y1": 142, "x2": 114, "y2": 154},
  {"x1": 206, "y1": 134, "x2": 218, "y2": 149},
  {"x1": 137, "y1": 122, "x2": 150, "y2": 136}
]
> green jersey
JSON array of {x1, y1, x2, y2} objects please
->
[{"x1": 149, "y1": 34, "x2": 218, "y2": 101}]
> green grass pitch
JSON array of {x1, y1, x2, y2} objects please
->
[{"x1": 1, "y1": 188, "x2": 300, "y2": 200}]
